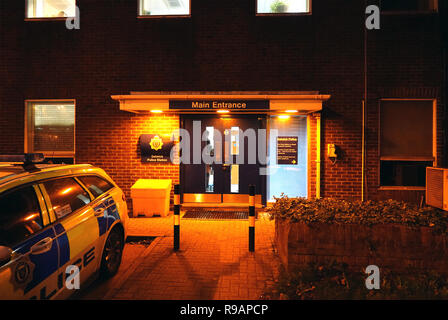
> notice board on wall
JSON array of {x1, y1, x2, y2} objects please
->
[
  {"x1": 277, "y1": 136, "x2": 298, "y2": 165},
  {"x1": 140, "y1": 134, "x2": 174, "y2": 163}
]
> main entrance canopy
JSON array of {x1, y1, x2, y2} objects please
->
[
  {"x1": 111, "y1": 91, "x2": 330, "y2": 114},
  {"x1": 111, "y1": 91, "x2": 330, "y2": 206}
]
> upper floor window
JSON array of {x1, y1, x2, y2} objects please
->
[
  {"x1": 25, "y1": 100, "x2": 75, "y2": 162},
  {"x1": 139, "y1": 0, "x2": 190, "y2": 17},
  {"x1": 381, "y1": 0, "x2": 438, "y2": 13},
  {"x1": 26, "y1": 0, "x2": 76, "y2": 19},
  {"x1": 257, "y1": 0, "x2": 310, "y2": 14}
]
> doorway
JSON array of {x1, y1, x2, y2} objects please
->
[{"x1": 180, "y1": 115, "x2": 266, "y2": 206}]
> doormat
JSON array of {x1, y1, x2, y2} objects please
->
[{"x1": 182, "y1": 208, "x2": 258, "y2": 220}]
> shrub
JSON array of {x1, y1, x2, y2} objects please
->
[
  {"x1": 267, "y1": 195, "x2": 448, "y2": 233},
  {"x1": 270, "y1": 0, "x2": 288, "y2": 13},
  {"x1": 261, "y1": 261, "x2": 448, "y2": 300}
]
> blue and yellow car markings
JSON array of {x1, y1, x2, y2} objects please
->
[
  {"x1": 53, "y1": 223, "x2": 70, "y2": 268},
  {"x1": 95, "y1": 196, "x2": 120, "y2": 237},
  {"x1": 12, "y1": 228, "x2": 59, "y2": 294}
]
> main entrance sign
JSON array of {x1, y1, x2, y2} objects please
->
[{"x1": 169, "y1": 100, "x2": 270, "y2": 110}]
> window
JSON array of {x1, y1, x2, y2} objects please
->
[
  {"x1": 43, "y1": 178, "x2": 91, "y2": 219},
  {"x1": 381, "y1": 0, "x2": 438, "y2": 13},
  {"x1": 26, "y1": 0, "x2": 76, "y2": 18},
  {"x1": 0, "y1": 186, "x2": 43, "y2": 248},
  {"x1": 257, "y1": 0, "x2": 310, "y2": 14},
  {"x1": 139, "y1": 0, "x2": 190, "y2": 16},
  {"x1": 26, "y1": 101, "x2": 75, "y2": 161},
  {"x1": 268, "y1": 116, "x2": 307, "y2": 200},
  {"x1": 379, "y1": 100, "x2": 435, "y2": 187},
  {"x1": 78, "y1": 176, "x2": 114, "y2": 198}
]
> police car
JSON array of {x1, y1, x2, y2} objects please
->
[{"x1": 0, "y1": 154, "x2": 128, "y2": 300}]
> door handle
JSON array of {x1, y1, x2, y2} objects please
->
[
  {"x1": 31, "y1": 237, "x2": 53, "y2": 255},
  {"x1": 94, "y1": 207, "x2": 105, "y2": 217}
]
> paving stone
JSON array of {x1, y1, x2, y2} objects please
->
[{"x1": 83, "y1": 212, "x2": 280, "y2": 300}]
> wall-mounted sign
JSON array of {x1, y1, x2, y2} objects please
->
[
  {"x1": 169, "y1": 100, "x2": 270, "y2": 110},
  {"x1": 140, "y1": 134, "x2": 174, "y2": 163},
  {"x1": 277, "y1": 136, "x2": 298, "y2": 165}
]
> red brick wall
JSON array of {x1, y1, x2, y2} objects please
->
[
  {"x1": 0, "y1": 0, "x2": 444, "y2": 205},
  {"x1": 76, "y1": 112, "x2": 180, "y2": 213}
]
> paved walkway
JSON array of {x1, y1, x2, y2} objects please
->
[{"x1": 91, "y1": 211, "x2": 281, "y2": 300}]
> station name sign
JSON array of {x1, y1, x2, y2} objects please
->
[
  {"x1": 140, "y1": 134, "x2": 173, "y2": 163},
  {"x1": 169, "y1": 100, "x2": 270, "y2": 110}
]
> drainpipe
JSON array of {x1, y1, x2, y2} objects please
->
[
  {"x1": 442, "y1": 1, "x2": 448, "y2": 168},
  {"x1": 362, "y1": 0, "x2": 368, "y2": 201},
  {"x1": 307, "y1": 115, "x2": 312, "y2": 199},
  {"x1": 316, "y1": 114, "x2": 321, "y2": 199},
  {"x1": 362, "y1": 100, "x2": 365, "y2": 202}
]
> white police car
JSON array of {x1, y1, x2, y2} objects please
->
[{"x1": 0, "y1": 154, "x2": 128, "y2": 300}]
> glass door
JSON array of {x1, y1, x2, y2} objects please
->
[{"x1": 181, "y1": 115, "x2": 266, "y2": 204}]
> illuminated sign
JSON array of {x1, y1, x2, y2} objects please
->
[
  {"x1": 140, "y1": 134, "x2": 173, "y2": 163},
  {"x1": 169, "y1": 100, "x2": 270, "y2": 110}
]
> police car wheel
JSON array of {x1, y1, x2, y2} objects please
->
[{"x1": 100, "y1": 229, "x2": 123, "y2": 278}]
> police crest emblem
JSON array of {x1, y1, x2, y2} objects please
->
[
  {"x1": 10, "y1": 255, "x2": 35, "y2": 290},
  {"x1": 149, "y1": 135, "x2": 163, "y2": 151}
]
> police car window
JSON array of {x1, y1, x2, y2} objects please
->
[
  {"x1": 0, "y1": 186, "x2": 43, "y2": 248},
  {"x1": 43, "y1": 178, "x2": 91, "y2": 219},
  {"x1": 78, "y1": 176, "x2": 114, "y2": 198}
]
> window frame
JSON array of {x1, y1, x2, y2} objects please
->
[
  {"x1": 24, "y1": 99, "x2": 76, "y2": 161},
  {"x1": 137, "y1": 0, "x2": 191, "y2": 19},
  {"x1": 380, "y1": 0, "x2": 439, "y2": 15},
  {"x1": 377, "y1": 98, "x2": 437, "y2": 190},
  {"x1": 256, "y1": 0, "x2": 312, "y2": 16},
  {"x1": 77, "y1": 175, "x2": 116, "y2": 200},
  {"x1": 24, "y1": 0, "x2": 77, "y2": 21},
  {"x1": 38, "y1": 176, "x2": 93, "y2": 223}
]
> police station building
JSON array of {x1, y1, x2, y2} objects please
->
[{"x1": 0, "y1": 0, "x2": 446, "y2": 210}]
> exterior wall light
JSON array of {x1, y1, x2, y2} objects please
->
[
  {"x1": 278, "y1": 115, "x2": 290, "y2": 120},
  {"x1": 327, "y1": 143, "x2": 338, "y2": 165},
  {"x1": 150, "y1": 110, "x2": 163, "y2": 113}
]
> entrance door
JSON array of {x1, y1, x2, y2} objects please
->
[{"x1": 181, "y1": 115, "x2": 266, "y2": 205}]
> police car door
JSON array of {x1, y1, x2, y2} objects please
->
[
  {"x1": 0, "y1": 184, "x2": 59, "y2": 300},
  {"x1": 38, "y1": 177, "x2": 99, "y2": 299},
  {"x1": 77, "y1": 175, "x2": 121, "y2": 241}
]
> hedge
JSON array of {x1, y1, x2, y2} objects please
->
[{"x1": 267, "y1": 195, "x2": 448, "y2": 233}]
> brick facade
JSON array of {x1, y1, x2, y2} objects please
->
[{"x1": 0, "y1": 0, "x2": 446, "y2": 207}]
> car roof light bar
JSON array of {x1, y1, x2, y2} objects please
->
[
  {"x1": 0, "y1": 153, "x2": 45, "y2": 171},
  {"x1": 0, "y1": 153, "x2": 45, "y2": 164}
]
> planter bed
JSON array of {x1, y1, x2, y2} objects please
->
[{"x1": 269, "y1": 196, "x2": 448, "y2": 274}]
